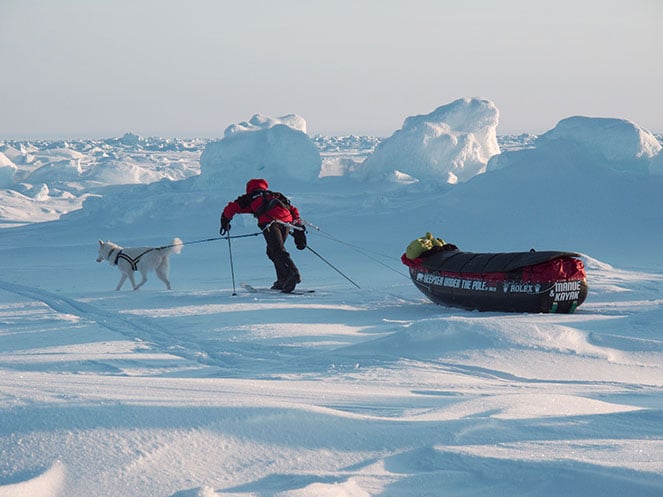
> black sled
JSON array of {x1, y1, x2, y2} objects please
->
[{"x1": 402, "y1": 249, "x2": 588, "y2": 313}]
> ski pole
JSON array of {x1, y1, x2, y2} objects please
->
[
  {"x1": 226, "y1": 233, "x2": 237, "y2": 296},
  {"x1": 306, "y1": 245, "x2": 360, "y2": 289},
  {"x1": 301, "y1": 219, "x2": 320, "y2": 231}
]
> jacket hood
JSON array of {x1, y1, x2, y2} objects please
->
[{"x1": 246, "y1": 178, "x2": 269, "y2": 193}]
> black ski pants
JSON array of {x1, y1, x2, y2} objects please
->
[{"x1": 261, "y1": 222, "x2": 300, "y2": 284}]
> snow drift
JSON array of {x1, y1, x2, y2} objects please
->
[
  {"x1": 403, "y1": 113, "x2": 662, "y2": 267},
  {"x1": 488, "y1": 115, "x2": 662, "y2": 173},
  {"x1": 199, "y1": 113, "x2": 322, "y2": 186},
  {"x1": 360, "y1": 98, "x2": 500, "y2": 184}
]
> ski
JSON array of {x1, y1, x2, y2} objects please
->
[{"x1": 241, "y1": 282, "x2": 315, "y2": 295}]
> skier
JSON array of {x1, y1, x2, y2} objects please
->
[{"x1": 220, "y1": 178, "x2": 307, "y2": 293}]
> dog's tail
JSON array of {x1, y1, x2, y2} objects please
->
[{"x1": 169, "y1": 237, "x2": 184, "y2": 255}]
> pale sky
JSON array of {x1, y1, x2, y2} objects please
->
[{"x1": 1, "y1": 0, "x2": 661, "y2": 139}]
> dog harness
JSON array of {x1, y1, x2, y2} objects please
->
[{"x1": 110, "y1": 248, "x2": 155, "y2": 271}]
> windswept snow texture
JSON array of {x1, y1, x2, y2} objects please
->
[{"x1": 1, "y1": 102, "x2": 663, "y2": 497}]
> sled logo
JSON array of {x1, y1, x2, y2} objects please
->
[
  {"x1": 503, "y1": 282, "x2": 537, "y2": 293},
  {"x1": 416, "y1": 272, "x2": 445, "y2": 285},
  {"x1": 553, "y1": 280, "x2": 582, "y2": 302},
  {"x1": 417, "y1": 273, "x2": 493, "y2": 292}
]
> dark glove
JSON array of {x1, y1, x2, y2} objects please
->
[
  {"x1": 220, "y1": 215, "x2": 231, "y2": 236},
  {"x1": 293, "y1": 225, "x2": 307, "y2": 250}
]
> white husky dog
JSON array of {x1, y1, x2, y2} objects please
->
[{"x1": 96, "y1": 238, "x2": 183, "y2": 290}]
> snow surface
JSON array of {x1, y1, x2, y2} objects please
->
[{"x1": 1, "y1": 101, "x2": 662, "y2": 497}]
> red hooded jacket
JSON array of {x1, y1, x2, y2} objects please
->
[{"x1": 222, "y1": 179, "x2": 301, "y2": 226}]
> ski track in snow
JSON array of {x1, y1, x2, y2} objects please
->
[{"x1": 0, "y1": 279, "x2": 223, "y2": 372}]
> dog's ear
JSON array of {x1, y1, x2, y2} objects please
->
[{"x1": 99, "y1": 240, "x2": 103, "y2": 245}]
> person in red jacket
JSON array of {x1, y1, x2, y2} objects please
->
[{"x1": 220, "y1": 178, "x2": 307, "y2": 293}]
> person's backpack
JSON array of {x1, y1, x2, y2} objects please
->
[{"x1": 253, "y1": 190, "x2": 290, "y2": 218}]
